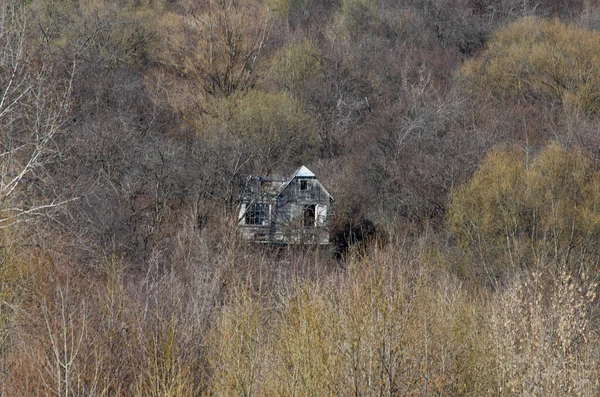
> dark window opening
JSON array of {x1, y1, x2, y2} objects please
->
[
  {"x1": 300, "y1": 179, "x2": 309, "y2": 191},
  {"x1": 304, "y1": 205, "x2": 315, "y2": 227},
  {"x1": 245, "y1": 203, "x2": 267, "y2": 225}
]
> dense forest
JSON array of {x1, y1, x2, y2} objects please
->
[{"x1": 2, "y1": 0, "x2": 600, "y2": 395}]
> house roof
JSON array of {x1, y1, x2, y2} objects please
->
[
  {"x1": 292, "y1": 165, "x2": 316, "y2": 178},
  {"x1": 245, "y1": 165, "x2": 333, "y2": 202},
  {"x1": 277, "y1": 165, "x2": 332, "y2": 200}
]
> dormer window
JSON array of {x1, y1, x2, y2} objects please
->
[{"x1": 300, "y1": 179, "x2": 309, "y2": 191}]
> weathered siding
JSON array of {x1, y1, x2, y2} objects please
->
[{"x1": 239, "y1": 168, "x2": 333, "y2": 245}]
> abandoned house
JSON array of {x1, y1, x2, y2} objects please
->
[{"x1": 238, "y1": 166, "x2": 333, "y2": 244}]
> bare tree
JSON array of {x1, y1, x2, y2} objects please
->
[
  {"x1": 150, "y1": 0, "x2": 272, "y2": 125},
  {"x1": 0, "y1": 2, "x2": 75, "y2": 229},
  {"x1": 189, "y1": 0, "x2": 270, "y2": 98}
]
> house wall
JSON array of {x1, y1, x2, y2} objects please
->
[{"x1": 280, "y1": 178, "x2": 330, "y2": 205}]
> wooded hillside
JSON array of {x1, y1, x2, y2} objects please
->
[{"x1": 2, "y1": 0, "x2": 600, "y2": 395}]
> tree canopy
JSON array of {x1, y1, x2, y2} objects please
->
[
  {"x1": 461, "y1": 16, "x2": 600, "y2": 116},
  {"x1": 449, "y1": 142, "x2": 600, "y2": 281}
]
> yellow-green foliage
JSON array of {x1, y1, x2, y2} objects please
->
[
  {"x1": 207, "y1": 89, "x2": 318, "y2": 172},
  {"x1": 527, "y1": 142, "x2": 600, "y2": 239},
  {"x1": 29, "y1": 0, "x2": 156, "y2": 67},
  {"x1": 335, "y1": 0, "x2": 379, "y2": 38},
  {"x1": 448, "y1": 142, "x2": 600, "y2": 279},
  {"x1": 271, "y1": 39, "x2": 323, "y2": 93},
  {"x1": 206, "y1": 287, "x2": 264, "y2": 396},
  {"x1": 461, "y1": 16, "x2": 600, "y2": 115},
  {"x1": 202, "y1": 243, "x2": 600, "y2": 396},
  {"x1": 136, "y1": 319, "x2": 198, "y2": 397},
  {"x1": 264, "y1": 0, "x2": 307, "y2": 19},
  {"x1": 266, "y1": 283, "x2": 343, "y2": 396},
  {"x1": 205, "y1": 245, "x2": 494, "y2": 396},
  {"x1": 448, "y1": 146, "x2": 529, "y2": 278}
]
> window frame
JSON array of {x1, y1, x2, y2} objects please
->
[
  {"x1": 299, "y1": 179, "x2": 309, "y2": 191},
  {"x1": 245, "y1": 203, "x2": 267, "y2": 226}
]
